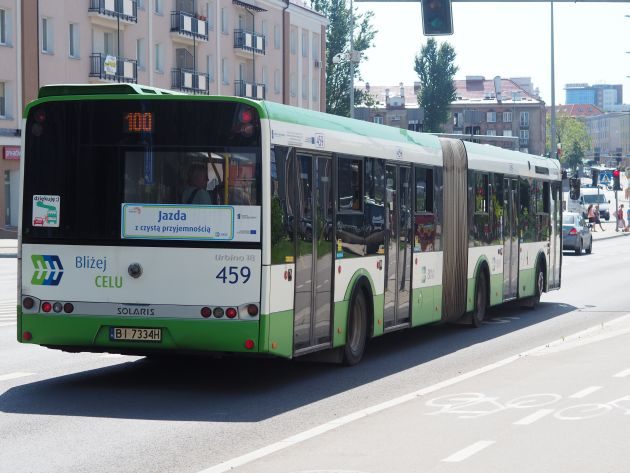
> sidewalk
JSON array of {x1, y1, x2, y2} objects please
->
[{"x1": 0, "y1": 238, "x2": 17, "y2": 258}]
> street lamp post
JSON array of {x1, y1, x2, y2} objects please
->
[
  {"x1": 550, "y1": 0, "x2": 557, "y2": 161},
  {"x1": 349, "y1": 0, "x2": 355, "y2": 118}
]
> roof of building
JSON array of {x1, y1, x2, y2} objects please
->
[
  {"x1": 357, "y1": 77, "x2": 544, "y2": 109},
  {"x1": 551, "y1": 104, "x2": 604, "y2": 117}
]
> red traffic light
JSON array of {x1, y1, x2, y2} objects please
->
[{"x1": 613, "y1": 169, "x2": 620, "y2": 177}]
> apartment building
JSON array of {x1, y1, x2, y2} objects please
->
[
  {"x1": 583, "y1": 112, "x2": 630, "y2": 164},
  {"x1": 0, "y1": 0, "x2": 327, "y2": 232},
  {"x1": 355, "y1": 76, "x2": 546, "y2": 156}
]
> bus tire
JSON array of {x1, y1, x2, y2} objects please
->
[
  {"x1": 522, "y1": 260, "x2": 545, "y2": 309},
  {"x1": 471, "y1": 272, "x2": 488, "y2": 328},
  {"x1": 343, "y1": 289, "x2": 368, "y2": 366}
]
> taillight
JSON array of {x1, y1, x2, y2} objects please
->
[
  {"x1": 22, "y1": 297, "x2": 34, "y2": 310},
  {"x1": 568, "y1": 228, "x2": 577, "y2": 235},
  {"x1": 52, "y1": 302, "x2": 63, "y2": 313},
  {"x1": 41, "y1": 302, "x2": 52, "y2": 313},
  {"x1": 247, "y1": 304, "x2": 258, "y2": 316},
  {"x1": 213, "y1": 307, "x2": 224, "y2": 318},
  {"x1": 63, "y1": 303, "x2": 74, "y2": 314},
  {"x1": 201, "y1": 307, "x2": 212, "y2": 318},
  {"x1": 244, "y1": 339, "x2": 255, "y2": 350},
  {"x1": 226, "y1": 307, "x2": 237, "y2": 319}
]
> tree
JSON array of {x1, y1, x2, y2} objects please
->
[
  {"x1": 414, "y1": 38, "x2": 458, "y2": 133},
  {"x1": 546, "y1": 113, "x2": 591, "y2": 169},
  {"x1": 311, "y1": 0, "x2": 376, "y2": 117}
]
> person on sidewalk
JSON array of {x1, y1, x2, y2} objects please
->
[
  {"x1": 594, "y1": 204, "x2": 605, "y2": 232},
  {"x1": 587, "y1": 204, "x2": 596, "y2": 231},
  {"x1": 625, "y1": 206, "x2": 630, "y2": 232},
  {"x1": 617, "y1": 204, "x2": 626, "y2": 232}
]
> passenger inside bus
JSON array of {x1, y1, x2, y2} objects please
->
[{"x1": 182, "y1": 163, "x2": 214, "y2": 205}]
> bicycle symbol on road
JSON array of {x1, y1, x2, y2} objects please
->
[{"x1": 426, "y1": 392, "x2": 630, "y2": 421}]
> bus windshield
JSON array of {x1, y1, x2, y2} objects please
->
[{"x1": 23, "y1": 99, "x2": 261, "y2": 245}]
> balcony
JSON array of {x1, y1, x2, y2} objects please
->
[
  {"x1": 170, "y1": 11, "x2": 208, "y2": 42},
  {"x1": 171, "y1": 69, "x2": 210, "y2": 95},
  {"x1": 90, "y1": 53, "x2": 137, "y2": 83},
  {"x1": 233, "y1": 30, "x2": 266, "y2": 57},
  {"x1": 88, "y1": 0, "x2": 137, "y2": 23},
  {"x1": 235, "y1": 80, "x2": 265, "y2": 100}
]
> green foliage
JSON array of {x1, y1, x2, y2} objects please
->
[
  {"x1": 414, "y1": 38, "x2": 458, "y2": 133},
  {"x1": 546, "y1": 113, "x2": 591, "y2": 168},
  {"x1": 311, "y1": 0, "x2": 376, "y2": 117}
]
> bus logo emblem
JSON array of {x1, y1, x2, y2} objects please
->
[{"x1": 31, "y1": 255, "x2": 64, "y2": 286}]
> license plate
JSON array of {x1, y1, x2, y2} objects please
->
[{"x1": 110, "y1": 327, "x2": 162, "y2": 342}]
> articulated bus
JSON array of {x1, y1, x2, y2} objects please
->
[{"x1": 18, "y1": 84, "x2": 562, "y2": 365}]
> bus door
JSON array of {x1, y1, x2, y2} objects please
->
[
  {"x1": 548, "y1": 181, "x2": 561, "y2": 289},
  {"x1": 383, "y1": 164, "x2": 412, "y2": 330},
  {"x1": 293, "y1": 153, "x2": 333, "y2": 353},
  {"x1": 503, "y1": 177, "x2": 519, "y2": 300}
]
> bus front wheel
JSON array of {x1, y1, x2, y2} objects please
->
[{"x1": 343, "y1": 290, "x2": 368, "y2": 366}]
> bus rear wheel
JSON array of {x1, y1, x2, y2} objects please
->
[
  {"x1": 471, "y1": 273, "x2": 488, "y2": 328},
  {"x1": 522, "y1": 262, "x2": 544, "y2": 309},
  {"x1": 343, "y1": 290, "x2": 368, "y2": 366}
]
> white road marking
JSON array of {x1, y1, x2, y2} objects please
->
[
  {"x1": 513, "y1": 408, "x2": 554, "y2": 425},
  {"x1": 442, "y1": 440, "x2": 496, "y2": 462},
  {"x1": 613, "y1": 368, "x2": 630, "y2": 378},
  {"x1": 0, "y1": 372, "x2": 34, "y2": 382},
  {"x1": 570, "y1": 386, "x2": 602, "y2": 398},
  {"x1": 196, "y1": 312, "x2": 630, "y2": 473}
]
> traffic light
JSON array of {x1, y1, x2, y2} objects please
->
[
  {"x1": 591, "y1": 168, "x2": 599, "y2": 188},
  {"x1": 613, "y1": 169, "x2": 621, "y2": 191},
  {"x1": 421, "y1": 0, "x2": 453, "y2": 36},
  {"x1": 569, "y1": 177, "x2": 581, "y2": 200}
]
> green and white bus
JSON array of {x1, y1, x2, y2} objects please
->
[{"x1": 18, "y1": 84, "x2": 562, "y2": 365}]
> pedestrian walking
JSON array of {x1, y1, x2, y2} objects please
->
[
  {"x1": 617, "y1": 204, "x2": 626, "y2": 232},
  {"x1": 587, "y1": 204, "x2": 596, "y2": 231},
  {"x1": 594, "y1": 204, "x2": 605, "y2": 231}
]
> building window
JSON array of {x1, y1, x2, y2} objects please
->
[
  {"x1": 274, "y1": 69, "x2": 280, "y2": 94},
  {"x1": 261, "y1": 20, "x2": 268, "y2": 38},
  {"x1": 486, "y1": 111, "x2": 496, "y2": 123},
  {"x1": 136, "y1": 38, "x2": 145, "y2": 69},
  {"x1": 290, "y1": 73, "x2": 296, "y2": 97},
  {"x1": 154, "y1": 43, "x2": 163, "y2": 72},
  {"x1": 155, "y1": 0, "x2": 164, "y2": 14},
  {"x1": 274, "y1": 24, "x2": 281, "y2": 49},
  {"x1": 520, "y1": 111, "x2": 529, "y2": 127},
  {"x1": 0, "y1": 82, "x2": 6, "y2": 118},
  {"x1": 519, "y1": 129, "x2": 529, "y2": 144},
  {"x1": 486, "y1": 129, "x2": 496, "y2": 136},
  {"x1": 206, "y1": 54, "x2": 214, "y2": 81},
  {"x1": 290, "y1": 28, "x2": 297, "y2": 55},
  {"x1": 302, "y1": 75, "x2": 308, "y2": 100},
  {"x1": 104, "y1": 32, "x2": 114, "y2": 55},
  {"x1": 312, "y1": 77, "x2": 319, "y2": 101},
  {"x1": 262, "y1": 66, "x2": 268, "y2": 89},
  {"x1": 301, "y1": 30, "x2": 308, "y2": 57},
  {"x1": 221, "y1": 58, "x2": 229, "y2": 84},
  {"x1": 453, "y1": 112, "x2": 463, "y2": 127},
  {"x1": 374, "y1": 116, "x2": 383, "y2": 124},
  {"x1": 502, "y1": 111, "x2": 512, "y2": 122},
  {"x1": 206, "y1": 2, "x2": 215, "y2": 30},
  {"x1": 0, "y1": 9, "x2": 8, "y2": 45},
  {"x1": 221, "y1": 8, "x2": 228, "y2": 34},
  {"x1": 69, "y1": 23, "x2": 79, "y2": 58},
  {"x1": 503, "y1": 130, "x2": 513, "y2": 137},
  {"x1": 312, "y1": 33, "x2": 320, "y2": 60},
  {"x1": 42, "y1": 18, "x2": 54, "y2": 53}
]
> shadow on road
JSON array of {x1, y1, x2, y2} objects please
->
[{"x1": 0, "y1": 301, "x2": 576, "y2": 422}]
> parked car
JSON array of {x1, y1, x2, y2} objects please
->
[{"x1": 562, "y1": 212, "x2": 592, "y2": 255}]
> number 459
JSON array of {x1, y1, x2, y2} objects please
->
[{"x1": 216, "y1": 266, "x2": 251, "y2": 284}]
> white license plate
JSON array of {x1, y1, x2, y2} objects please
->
[{"x1": 110, "y1": 327, "x2": 162, "y2": 342}]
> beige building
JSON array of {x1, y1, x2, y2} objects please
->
[
  {"x1": 0, "y1": 0, "x2": 327, "y2": 233},
  {"x1": 583, "y1": 112, "x2": 630, "y2": 166}
]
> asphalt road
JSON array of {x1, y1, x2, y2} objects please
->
[{"x1": 1, "y1": 235, "x2": 630, "y2": 473}]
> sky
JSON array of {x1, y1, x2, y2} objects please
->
[{"x1": 354, "y1": 1, "x2": 630, "y2": 105}]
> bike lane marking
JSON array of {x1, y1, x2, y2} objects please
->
[
  {"x1": 0, "y1": 372, "x2": 34, "y2": 382},
  {"x1": 613, "y1": 368, "x2": 630, "y2": 378},
  {"x1": 513, "y1": 408, "x2": 554, "y2": 425},
  {"x1": 570, "y1": 386, "x2": 602, "y2": 398},
  {"x1": 442, "y1": 440, "x2": 496, "y2": 462},
  {"x1": 197, "y1": 313, "x2": 630, "y2": 473}
]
